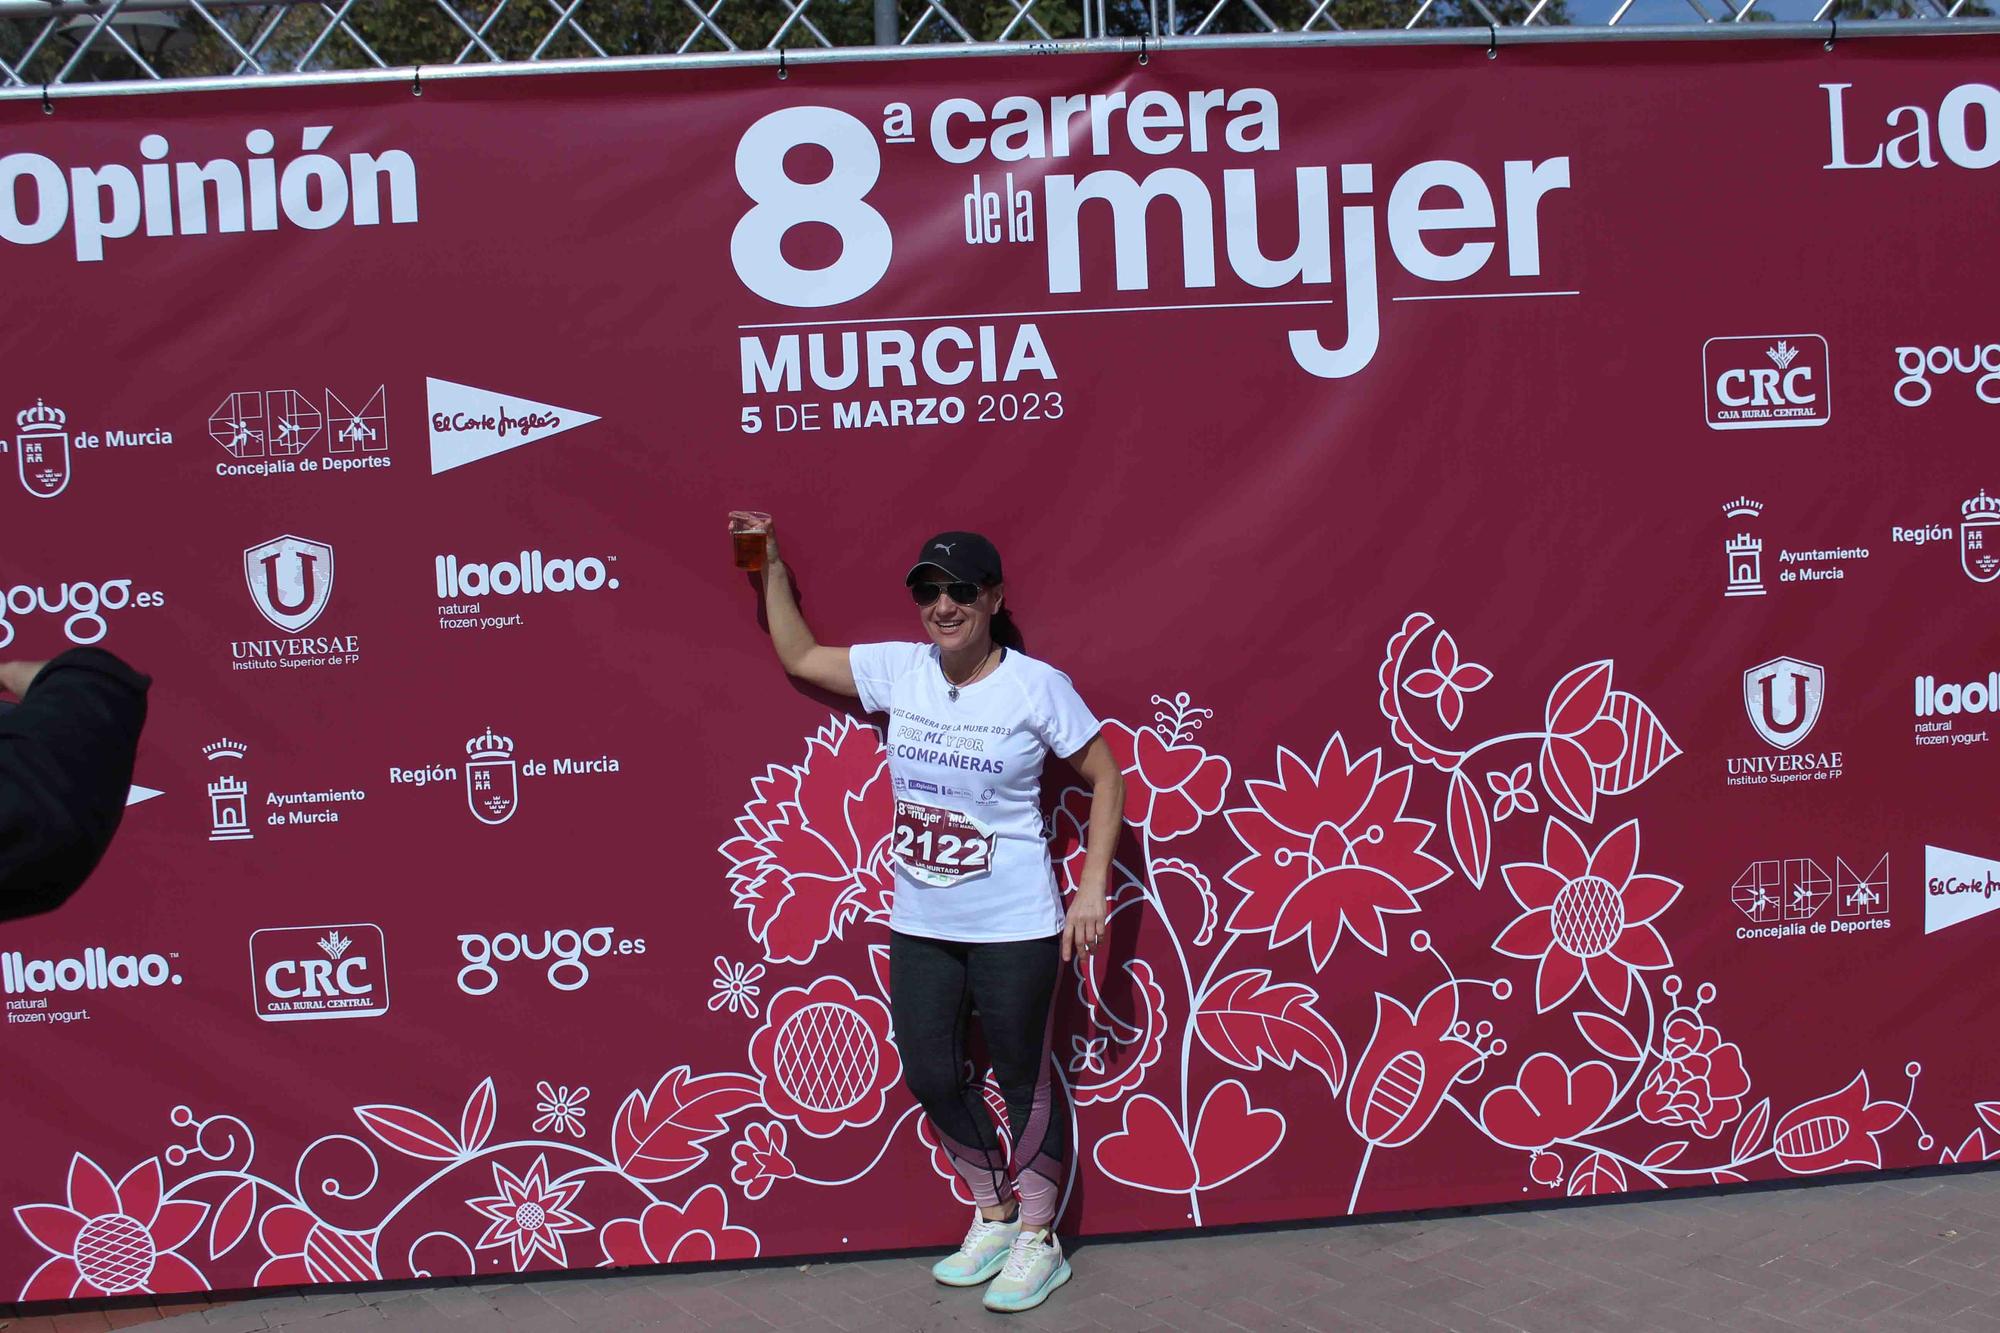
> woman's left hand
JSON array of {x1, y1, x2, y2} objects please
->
[{"x1": 1062, "y1": 878, "x2": 1109, "y2": 963}]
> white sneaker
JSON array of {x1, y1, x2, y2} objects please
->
[
  {"x1": 931, "y1": 1211, "x2": 1020, "y2": 1286},
  {"x1": 981, "y1": 1227, "x2": 1071, "y2": 1312}
]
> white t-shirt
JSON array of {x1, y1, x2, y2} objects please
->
[{"x1": 850, "y1": 642, "x2": 1102, "y2": 943}]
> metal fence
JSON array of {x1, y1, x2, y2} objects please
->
[{"x1": 1, "y1": 0, "x2": 1994, "y2": 95}]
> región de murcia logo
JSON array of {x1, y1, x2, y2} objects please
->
[
  {"x1": 1889, "y1": 490, "x2": 2000, "y2": 586},
  {"x1": 7, "y1": 397, "x2": 174, "y2": 501},
  {"x1": 387, "y1": 727, "x2": 624, "y2": 827}
]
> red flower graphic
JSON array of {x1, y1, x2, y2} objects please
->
[
  {"x1": 1093, "y1": 1081, "x2": 1284, "y2": 1195},
  {"x1": 14, "y1": 1156, "x2": 209, "y2": 1300},
  {"x1": 255, "y1": 1206, "x2": 379, "y2": 1287},
  {"x1": 466, "y1": 1156, "x2": 591, "y2": 1269},
  {"x1": 1404, "y1": 631, "x2": 1492, "y2": 730},
  {"x1": 749, "y1": 975, "x2": 902, "y2": 1139},
  {"x1": 1492, "y1": 817, "x2": 1678, "y2": 1014},
  {"x1": 1347, "y1": 989, "x2": 1484, "y2": 1149},
  {"x1": 729, "y1": 1122, "x2": 797, "y2": 1201},
  {"x1": 1480, "y1": 1054, "x2": 1618, "y2": 1150},
  {"x1": 1941, "y1": 1128, "x2": 2000, "y2": 1165},
  {"x1": 1772, "y1": 1072, "x2": 1904, "y2": 1175},
  {"x1": 720, "y1": 717, "x2": 894, "y2": 965},
  {"x1": 1224, "y1": 733, "x2": 1450, "y2": 965},
  {"x1": 1102, "y1": 718, "x2": 1231, "y2": 841},
  {"x1": 1487, "y1": 764, "x2": 1537, "y2": 823},
  {"x1": 599, "y1": 1185, "x2": 759, "y2": 1266},
  {"x1": 1637, "y1": 1012, "x2": 1751, "y2": 1139}
]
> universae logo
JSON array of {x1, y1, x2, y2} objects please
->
[{"x1": 1743, "y1": 656, "x2": 1825, "y2": 750}]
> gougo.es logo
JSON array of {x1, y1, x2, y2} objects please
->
[
  {"x1": 454, "y1": 927, "x2": 646, "y2": 995},
  {"x1": 0, "y1": 579, "x2": 165, "y2": 650}
]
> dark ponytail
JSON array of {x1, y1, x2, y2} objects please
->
[{"x1": 989, "y1": 598, "x2": 1025, "y2": 652}]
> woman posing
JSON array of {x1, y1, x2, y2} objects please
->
[{"x1": 753, "y1": 523, "x2": 1124, "y2": 1313}]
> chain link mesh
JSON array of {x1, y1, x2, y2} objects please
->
[{"x1": 4, "y1": 0, "x2": 1993, "y2": 88}]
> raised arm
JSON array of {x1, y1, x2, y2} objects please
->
[{"x1": 761, "y1": 525, "x2": 859, "y2": 699}]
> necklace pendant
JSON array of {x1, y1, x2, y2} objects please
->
[{"x1": 947, "y1": 685, "x2": 960, "y2": 702}]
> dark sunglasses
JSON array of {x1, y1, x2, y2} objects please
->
[{"x1": 910, "y1": 580, "x2": 982, "y2": 607}]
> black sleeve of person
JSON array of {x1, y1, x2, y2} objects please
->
[{"x1": 0, "y1": 648, "x2": 151, "y2": 922}]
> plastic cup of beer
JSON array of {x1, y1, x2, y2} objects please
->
[{"x1": 730, "y1": 511, "x2": 772, "y2": 572}]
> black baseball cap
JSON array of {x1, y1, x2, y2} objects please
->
[{"x1": 905, "y1": 531, "x2": 1003, "y2": 586}]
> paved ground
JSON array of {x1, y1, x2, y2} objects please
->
[{"x1": 12, "y1": 1166, "x2": 2000, "y2": 1331}]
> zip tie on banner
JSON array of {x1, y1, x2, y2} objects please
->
[
  {"x1": 1824, "y1": 15, "x2": 1837, "y2": 49},
  {"x1": 1139, "y1": 33, "x2": 1149, "y2": 65},
  {"x1": 777, "y1": 48, "x2": 788, "y2": 79},
  {"x1": 1486, "y1": 23, "x2": 1498, "y2": 58},
  {"x1": 41, "y1": 83, "x2": 54, "y2": 114},
  {"x1": 411, "y1": 64, "x2": 423, "y2": 95}
]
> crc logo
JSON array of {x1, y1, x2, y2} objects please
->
[
  {"x1": 1703, "y1": 336, "x2": 1831, "y2": 431},
  {"x1": 210, "y1": 387, "x2": 388, "y2": 459},
  {"x1": 244, "y1": 534, "x2": 334, "y2": 633},
  {"x1": 1744, "y1": 656, "x2": 1826, "y2": 750},
  {"x1": 454, "y1": 927, "x2": 645, "y2": 995},
  {"x1": 249, "y1": 924, "x2": 388, "y2": 1022}
]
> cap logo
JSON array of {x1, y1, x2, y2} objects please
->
[{"x1": 934, "y1": 542, "x2": 956, "y2": 553}]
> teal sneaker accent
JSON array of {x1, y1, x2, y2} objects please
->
[
  {"x1": 981, "y1": 1228, "x2": 1071, "y2": 1312},
  {"x1": 932, "y1": 1212, "x2": 1019, "y2": 1286}
]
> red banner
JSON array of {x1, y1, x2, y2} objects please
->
[{"x1": 4, "y1": 35, "x2": 1999, "y2": 1301}]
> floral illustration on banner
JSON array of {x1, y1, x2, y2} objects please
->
[
  {"x1": 532, "y1": 1084, "x2": 589, "y2": 1139},
  {"x1": 9, "y1": 610, "x2": 1961, "y2": 1300},
  {"x1": 467, "y1": 1157, "x2": 590, "y2": 1267}
]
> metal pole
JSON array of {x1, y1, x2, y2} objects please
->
[
  {"x1": 874, "y1": 0, "x2": 896, "y2": 45},
  {"x1": 10, "y1": 17, "x2": 2000, "y2": 96}
]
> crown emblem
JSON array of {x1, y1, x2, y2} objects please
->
[
  {"x1": 467, "y1": 727, "x2": 515, "y2": 760},
  {"x1": 16, "y1": 399, "x2": 66, "y2": 433},
  {"x1": 1766, "y1": 341, "x2": 1800, "y2": 371},
  {"x1": 317, "y1": 930, "x2": 352, "y2": 961},
  {"x1": 1963, "y1": 490, "x2": 2000, "y2": 519},
  {"x1": 1726, "y1": 534, "x2": 1761, "y2": 553},
  {"x1": 1722, "y1": 497, "x2": 1763, "y2": 519},
  {"x1": 202, "y1": 739, "x2": 249, "y2": 762}
]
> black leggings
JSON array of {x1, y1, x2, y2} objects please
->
[{"x1": 890, "y1": 929, "x2": 1066, "y2": 1229}]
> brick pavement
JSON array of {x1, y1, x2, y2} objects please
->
[{"x1": 9, "y1": 1166, "x2": 2000, "y2": 1332}]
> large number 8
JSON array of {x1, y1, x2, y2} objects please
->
[{"x1": 731, "y1": 106, "x2": 892, "y2": 309}]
